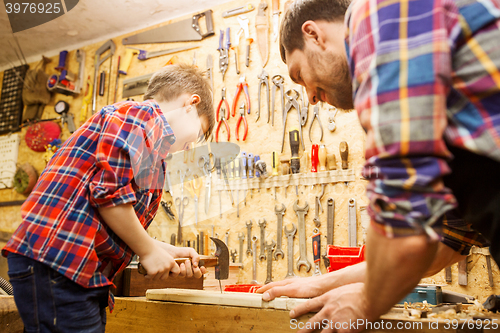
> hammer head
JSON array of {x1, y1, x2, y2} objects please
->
[{"x1": 210, "y1": 237, "x2": 229, "y2": 280}]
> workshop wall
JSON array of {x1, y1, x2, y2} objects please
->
[{"x1": 0, "y1": 0, "x2": 498, "y2": 302}]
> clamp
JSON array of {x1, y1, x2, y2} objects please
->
[
  {"x1": 271, "y1": 74, "x2": 284, "y2": 126},
  {"x1": 257, "y1": 69, "x2": 269, "y2": 123},
  {"x1": 217, "y1": 28, "x2": 230, "y2": 81},
  {"x1": 309, "y1": 105, "x2": 323, "y2": 142},
  {"x1": 215, "y1": 88, "x2": 231, "y2": 142},
  {"x1": 232, "y1": 75, "x2": 251, "y2": 117},
  {"x1": 236, "y1": 103, "x2": 248, "y2": 141},
  {"x1": 281, "y1": 89, "x2": 304, "y2": 153}
]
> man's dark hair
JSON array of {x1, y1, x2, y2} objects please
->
[{"x1": 280, "y1": 0, "x2": 351, "y2": 63}]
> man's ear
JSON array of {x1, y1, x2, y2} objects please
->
[{"x1": 302, "y1": 21, "x2": 326, "y2": 49}]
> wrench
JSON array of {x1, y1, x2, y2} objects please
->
[
  {"x1": 246, "y1": 220, "x2": 253, "y2": 255},
  {"x1": 274, "y1": 204, "x2": 286, "y2": 260},
  {"x1": 293, "y1": 200, "x2": 311, "y2": 272},
  {"x1": 230, "y1": 249, "x2": 237, "y2": 263},
  {"x1": 265, "y1": 240, "x2": 276, "y2": 284},
  {"x1": 225, "y1": 231, "x2": 230, "y2": 247},
  {"x1": 251, "y1": 235, "x2": 259, "y2": 284},
  {"x1": 348, "y1": 198, "x2": 357, "y2": 247},
  {"x1": 238, "y1": 232, "x2": 245, "y2": 265},
  {"x1": 313, "y1": 196, "x2": 321, "y2": 227},
  {"x1": 323, "y1": 198, "x2": 335, "y2": 268},
  {"x1": 284, "y1": 223, "x2": 297, "y2": 278},
  {"x1": 258, "y1": 219, "x2": 267, "y2": 260},
  {"x1": 271, "y1": 75, "x2": 284, "y2": 127}
]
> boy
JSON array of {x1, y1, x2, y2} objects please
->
[{"x1": 3, "y1": 63, "x2": 215, "y2": 332}]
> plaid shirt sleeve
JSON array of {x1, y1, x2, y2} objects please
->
[{"x1": 346, "y1": 0, "x2": 500, "y2": 241}]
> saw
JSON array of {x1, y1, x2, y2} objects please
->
[{"x1": 122, "y1": 10, "x2": 214, "y2": 45}]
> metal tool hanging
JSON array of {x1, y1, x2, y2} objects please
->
[{"x1": 92, "y1": 40, "x2": 115, "y2": 114}]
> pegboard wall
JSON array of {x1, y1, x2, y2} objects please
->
[{"x1": 0, "y1": 0, "x2": 498, "y2": 302}]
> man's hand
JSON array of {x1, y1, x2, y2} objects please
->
[
  {"x1": 256, "y1": 262, "x2": 367, "y2": 301},
  {"x1": 155, "y1": 240, "x2": 206, "y2": 278},
  {"x1": 289, "y1": 283, "x2": 370, "y2": 333}
]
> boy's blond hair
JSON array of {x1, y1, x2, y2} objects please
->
[{"x1": 144, "y1": 64, "x2": 214, "y2": 141}]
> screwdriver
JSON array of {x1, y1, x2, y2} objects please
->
[
  {"x1": 311, "y1": 144, "x2": 319, "y2": 190},
  {"x1": 272, "y1": 151, "x2": 279, "y2": 200},
  {"x1": 248, "y1": 153, "x2": 254, "y2": 198},
  {"x1": 235, "y1": 157, "x2": 241, "y2": 217},
  {"x1": 221, "y1": 158, "x2": 234, "y2": 205},
  {"x1": 254, "y1": 155, "x2": 261, "y2": 193},
  {"x1": 215, "y1": 157, "x2": 222, "y2": 218},
  {"x1": 289, "y1": 127, "x2": 300, "y2": 196},
  {"x1": 241, "y1": 152, "x2": 247, "y2": 206}
]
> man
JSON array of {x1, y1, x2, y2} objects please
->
[{"x1": 258, "y1": 0, "x2": 500, "y2": 331}]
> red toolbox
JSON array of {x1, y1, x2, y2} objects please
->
[{"x1": 327, "y1": 245, "x2": 366, "y2": 272}]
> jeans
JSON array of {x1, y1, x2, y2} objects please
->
[{"x1": 7, "y1": 253, "x2": 109, "y2": 333}]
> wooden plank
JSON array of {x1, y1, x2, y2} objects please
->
[{"x1": 146, "y1": 288, "x2": 310, "y2": 310}]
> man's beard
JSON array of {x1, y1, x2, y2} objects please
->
[{"x1": 307, "y1": 48, "x2": 354, "y2": 110}]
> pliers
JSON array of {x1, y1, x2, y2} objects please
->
[
  {"x1": 309, "y1": 105, "x2": 323, "y2": 142},
  {"x1": 232, "y1": 75, "x2": 251, "y2": 117},
  {"x1": 218, "y1": 28, "x2": 230, "y2": 81},
  {"x1": 236, "y1": 103, "x2": 248, "y2": 141},
  {"x1": 215, "y1": 88, "x2": 231, "y2": 142},
  {"x1": 257, "y1": 69, "x2": 269, "y2": 123}
]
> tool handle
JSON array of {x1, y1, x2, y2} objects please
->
[
  {"x1": 312, "y1": 231, "x2": 321, "y2": 263},
  {"x1": 272, "y1": 151, "x2": 279, "y2": 176},
  {"x1": 229, "y1": 160, "x2": 234, "y2": 179},
  {"x1": 340, "y1": 141, "x2": 349, "y2": 169},
  {"x1": 272, "y1": 0, "x2": 279, "y2": 12},
  {"x1": 66, "y1": 113, "x2": 76, "y2": 133},
  {"x1": 235, "y1": 158, "x2": 241, "y2": 179},
  {"x1": 311, "y1": 144, "x2": 319, "y2": 172},
  {"x1": 289, "y1": 128, "x2": 300, "y2": 174},
  {"x1": 243, "y1": 84, "x2": 251, "y2": 114},
  {"x1": 119, "y1": 48, "x2": 139, "y2": 75},
  {"x1": 318, "y1": 145, "x2": 327, "y2": 172},
  {"x1": 225, "y1": 27, "x2": 231, "y2": 49},
  {"x1": 241, "y1": 152, "x2": 247, "y2": 179},
  {"x1": 99, "y1": 71, "x2": 105, "y2": 96},
  {"x1": 218, "y1": 30, "x2": 224, "y2": 51},
  {"x1": 254, "y1": 155, "x2": 261, "y2": 177},
  {"x1": 248, "y1": 153, "x2": 254, "y2": 178},
  {"x1": 327, "y1": 154, "x2": 337, "y2": 170},
  {"x1": 193, "y1": 10, "x2": 215, "y2": 39}
]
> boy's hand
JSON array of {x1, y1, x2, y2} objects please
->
[
  {"x1": 139, "y1": 245, "x2": 181, "y2": 281},
  {"x1": 154, "y1": 240, "x2": 207, "y2": 278}
]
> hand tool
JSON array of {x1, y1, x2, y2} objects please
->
[
  {"x1": 54, "y1": 101, "x2": 76, "y2": 133},
  {"x1": 300, "y1": 87, "x2": 309, "y2": 127},
  {"x1": 458, "y1": 258, "x2": 467, "y2": 286},
  {"x1": 271, "y1": 75, "x2": 284, "y2": 126},
  {"x1": 199, "y1": 155, "x2": 213, "y2": 215},
  {"x1": 161, "y1": 200, "x2": 175, "y2": 220},
  {"x1": 274, "y1": 204, "x2": 286, "y2": 260},
  {"x1": 218, "y1": 28, "x2": 231, "y2": 81},
  {"x1": 272, "y1": 0, "x2": 280, "y2": 42},
  {"x1": 92, "y1": 40, "x2": 116, "y2": 114},
  {"x1": 222, "y1": 4, "x2": 255, "y2": 18},
  {"x1": 265, "y1": 240, "x2": 276, "y2": 284},
  {"x1": 327, "y1": 106, "x2": 338, "y2": 132},
  {"x1": 483, "y1": 295, "x2": 500, "y2": 312},
  {"x1": 309, "y1": 105, "x2": 323, "y2": 142},
  {"x1": 187, "y1": 175, "x2": 201, "y2": 225},
  {"x1": 327, "y1": 154, "x2": 337, "y2": 170},
  {"x1": 340, "y1": 141, "x2": 349, "y2": 186},
  {"x1": 119, "y1": 48, "x2": 138, "y2": 75},
  {"x1": 348, "y1": 198, "x2": 357, "y2": 247},
  {"x1": 238, "y1": 233, "x2": 245, "y2": 265},
  {"x1": 272, "y1": 151, "x2": 279, "y2": 200},
  {"x1": 79, "y1": 76, "x2": 92, "y2": 124},
  {"x1": 231, "y1": 27, "x2": 242, "y2": 75},
  {"x1": 215, "y1": 88, "x2": 231, "y2": 143},
  {"x1": 175, "y1": 196, "x2": 189, "y2": 244},
  {"x1": 99, "y1": 71, "x2": 106, "y2": 97},
  {"x1": 282, "y1": 90, "x2": 304, "y2": 152},
  {"x1": 247, "y1": 153, "x2": 254, "y2": 198},
  {"x1": 126, "y1": 45, "x2": 199, "y2": 65},
  {"x1": 241, "y1": 152, "x2": 248, "y2": 205},
  {"x1": 171, "y1": 233, "x2": 176, "y2": 246},
  {"x1": 323, "y1": 198, "x2": 335, "y2": 268},
  {"x1": 258, "y1": 219, "x2": 267, "y2": 260},
  {"x1": 230, "y1": 249, "x2": 237, "y2": 263},
  {"x1": 123, "y1": 10, "x2": 214, "y2": 44},
  {"x1": 225, "y1": 231, "x2": 230, "y2": 247},
  {"x1": 215, "y1": 157, "x2": 223, "y2": 218},
  {"x1": 122, "y1": 72, "x2": 153, "y2": 98},
  {"x1": 294, "y1": 200, "x2": 311, "y2": 272},
  {"x1": 246, "y1": 220, "x2": 253, "y2": 255},
  {"x1": 235, "y1": 157, "x2": 241, "y2": 217},
  {"x1": 313, "y1": 195, "x2": 321, "y2": 228},
  {"x1": 251, "y1": 235, "x2": 259, "y2": 284},
  {"x1": 236, "y1": 104, "x2": 249, "y2": 141},
  {"x1": 289, "y1": 127, "x2": 300, "y2": 196},
  {"x1": 255, "y1": 0, "x2": 269, "y2": 67},
  {"x1": 139, "y1": 237, "x2": 229, "y2": 293},
  {"x1": 445, "y1": 266, "x2": 452, "y2": 283},
  {"x1": 312, "y1": 228, "x2": 322, "y2": 276},
  {"x1": 486, "y1": 254, "x2": 494, "y2": 287},
  {"x1": 221, "y1": 158, "x2": 234, "y2": 204},
  {"x1": 232, "y1": 75, "x2": 251, "y2": 117},
  {"x1": 257, "y1": 69, "x2": 269, "y2": 123},
  {"x1": 255, "y1": 157, "x2": 269, "y2": 179},
  {"x1": 113, "y1": 56, "x2": 121, "y2": 103},
  {"x1": 284, "y1": 223, "x2": 297, "y2": 278},
  {"x1": 319, "y1": 145, "x2": 327, "y2": 171},
  {"x1": 206, "y1": 54, "x2": 214, "y2": 91},
  {"x1": 236, "y1": 16, "x2": 252, "y2": 68}
]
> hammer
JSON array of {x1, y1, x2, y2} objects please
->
[{"x1": 138, "y1": 237, "x2": 229, "y2": 292}]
